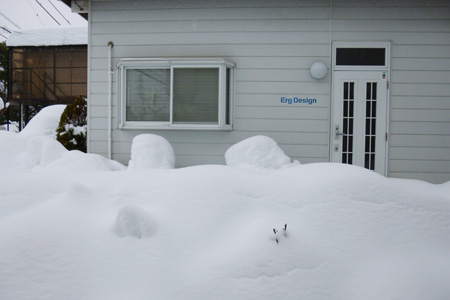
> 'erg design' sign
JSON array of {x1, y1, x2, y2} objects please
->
[{"x1": 281, "y1": 97, "x2": 317, "y2": 105}]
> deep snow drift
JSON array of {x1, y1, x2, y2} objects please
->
[{"x1": 0, "y1": 106, "x2": 449, "y2": 300}]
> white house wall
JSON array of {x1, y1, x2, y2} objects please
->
[
  {"x1": 87, "y1": 0, "x2": 450, "y2": 183},
  {"x1": 329, "y1": 1, "x2": 450, "y2": 183}
]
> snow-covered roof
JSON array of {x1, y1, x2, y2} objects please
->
[{"x1": 6, "y1": 26, "x2": 87, "y2": 47}]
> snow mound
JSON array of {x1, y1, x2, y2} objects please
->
[
  {"x1": 40, "y1": 151, "x2": 126, "y2": 173},
  {"x1": 114, "y1": 205, "x2": 157, "y2": 238},
  {"x1": 0, "y1": 104, "x2": 125, "y2": 172},
  {"x1": 23, "y1": 136, "x2": 125, "y2": 172},
  {"x1": 0, "y1": 131, "x2": 28, "y2": 167},
  {"x1": 20, "y1": 105, "x2": 66, "y2": 138},
  {"x1": 225, "y1": 135, "x2": 299, "y2": 169},
  {"x1": 128, "y1": 134, "x2": 175, "y2": 170},
  {"x1": 24, "y1": 136, "x2": 67, "y2": 169},
  {"x1": 351, "y1": 250, "x2": 450, "y2": 300},
  {"x1": 0, "y1": 161, "x2": 450, "y2": 299},
  {"x1": 0, "y1": 105, "x2": 65, "y2": 166}
]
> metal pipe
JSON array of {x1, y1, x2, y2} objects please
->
[{"x1": 107, "y1": 41, "x2": 114, "y2": 159}]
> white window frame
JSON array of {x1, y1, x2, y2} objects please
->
[{"x1": 118, "y1": 58, "x2": 235, "y2": 130}]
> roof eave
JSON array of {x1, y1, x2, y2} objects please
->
[{"x1": 60, "y1": 0, "x2": 88, "y2": 20}]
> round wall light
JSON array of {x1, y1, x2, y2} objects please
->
[{"x1": 310, "y1": 61, "x2": 328, "y2": 79}]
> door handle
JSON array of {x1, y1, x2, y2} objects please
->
[{"x1": 334, "y1": 124, "x2": 346, "y2": 139}]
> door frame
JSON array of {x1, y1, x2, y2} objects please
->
[{"x1": 330, "y1": 42, "x2": 391, "y2": 176}]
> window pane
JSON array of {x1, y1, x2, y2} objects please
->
[
  {"x1": 126, "y1": 69, "x2": 170, "y2": 122},
  {"x1": 226, "y1": 67, "x2": 231, "y2": 125},
  {"x1": 173, "y1": 68, "x2": 219, "y2": 124},
  {"x1": 336, "y1": 48, "x2": 385, "y2": 66}
]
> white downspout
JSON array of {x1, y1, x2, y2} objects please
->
[{"x1": 107, "y1": 41, "x2": 114, "y2": 160}]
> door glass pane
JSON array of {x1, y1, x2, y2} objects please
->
[
  {"x1": 126, "y1": 69, "x2": 170, "y2": 122},
  {"x1": 364, "y1": 82, "x2": 377, "y2": 170},
  {"x1": 344, "y1": 82, "x2": 349, "y2": 100},
  {"x1": 173, "y1": 68, "x2": 219, "y2": 124},
  {"x1": 342, "y1": 81, "x2": 354, "y2": 165}
]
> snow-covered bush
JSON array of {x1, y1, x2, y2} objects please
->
[
  {"x1": 128, "y1": 134, "x2": 175, "y2": 170},
  {"x1": 225, "y1": 135, "x2": 299, "y2": 169},
  {"x1": 56, "y1": 96, "x2": 87, "y2": 152}
]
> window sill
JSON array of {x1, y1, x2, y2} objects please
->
[{"x1": 119, "y1": 123, "x2": 232, "y2": 131}]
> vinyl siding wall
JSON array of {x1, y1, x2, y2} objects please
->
[
  {"x1": 88, "y1": 0, "x2": 450, "y2": 183},
  {"x1": 331, "y1": 1, "x2": 450, "y2": 183}
]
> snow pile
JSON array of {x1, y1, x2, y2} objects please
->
[
  {"x1": 20, "y1": 105, "x2": 66, "y2": 138},
  {"x1": 6, "y1": 26, "x2": 87, "y2": 47},
  {"x1": 225, "y1": 135, "x2": 299, "y2": 169},
  {"x1": 114, "y1": 205, "x2": 157, "y2": 238},
  {"x1": 0, "y1": 105, "x2": 65, "y2": 167},
  {"x1": 42, "y1": 150, "x2": 126, "y2": 172},
  {"x1": 128, "y1": 134, "x2": 175, "y2": 170},
  {"x1": 0, "y1": 162, "x2": 449, "y2": 300},
  {"x1": 0, "y1": 130, "x2": 27, "y2": 166},
  {"x1": 0, "y1": 105, "x2": 125, "y2": 172},
  {"x1": 0, "y1": 108, "x2": 450, "y2": 299},
  {"x1": 23, "y1": 135, "x2": 125, "y2": 172},
  {"x1": 24, "y1": 136, "x2": 66, "y2": 169}
]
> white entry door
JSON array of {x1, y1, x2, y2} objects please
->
[{"x1": 331, "y1": 71, "x2": 388, "y2": 175}]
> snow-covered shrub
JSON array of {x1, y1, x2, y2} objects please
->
[
  {"x1": 128, "y1": 134, "x2": 175, "y2": 170},
  {"x1": 225, "y1": 135, "x2": 299, "y2": 169},
  {"x1": 56, "y1": 96, "x2": 87, "y2": 152}
]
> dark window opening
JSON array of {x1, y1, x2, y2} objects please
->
[{"x1": 336, "y1": 48, "x2": 385, "y2": 66}]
